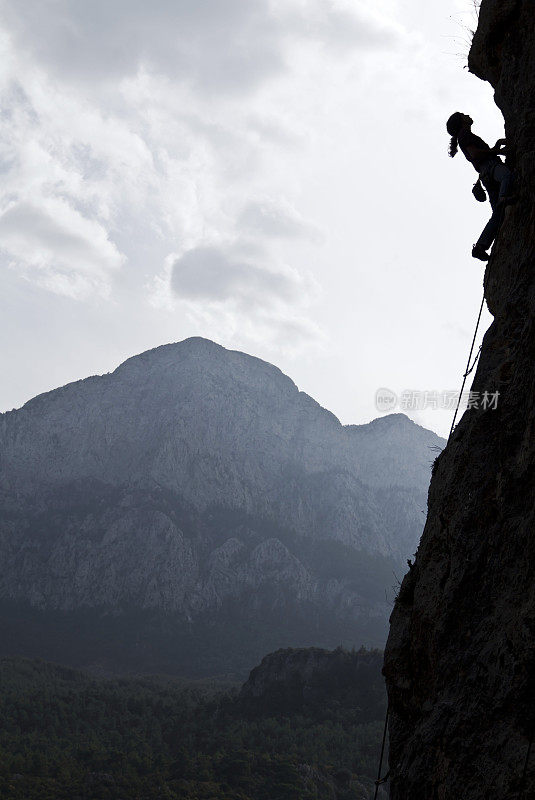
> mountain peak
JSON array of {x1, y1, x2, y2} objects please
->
[
  {"x1": 112, "y1": 336, "x2": 298, "y2": 392},
  {"x1": 0, "y1": 338, "x2": 442, "y2": 674}
]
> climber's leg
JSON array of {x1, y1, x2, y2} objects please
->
[
  {"x1": 473, "y1": 164, "x2": 514, "y2": 257},
  {"x1": 493, "y1": 162, "x2": 514, "y2": 203},
  {"x1": 472, "y1": 244, "x2": 490, "y2": 261},
  {"x1": 474, "y1": 207, "x2": 504, "y2": 256}
]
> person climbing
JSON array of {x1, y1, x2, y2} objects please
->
[{"x1": 446, "y1": 112, "x2": 516, "y2": 261}]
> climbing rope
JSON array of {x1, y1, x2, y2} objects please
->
[
  {"x1": 447, "y1": 194, "x2": 516, "y2": 440},
  {"x1": 373, "y1": 705, "x2": 390, "y2": 799},
  {"x1": 447, "y1": 256, "x2": 495, "y2": 441},
  {"x1": 374, "y1": 215, "x2": 512, "y2": 792},
  {"x1": 442, "y1": 221, "x2": 535, "y2": 797},
  {"x1": 447, "y1": 290, "x2": 486, "y2": 440},
  {"x1": 519, "y1": 723, "x2": 535, "y2": 799}
]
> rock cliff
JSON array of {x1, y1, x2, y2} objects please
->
[
  {"x1": 384, "y1": 1, "x2": 535, "y2": 797},
  {"x1": 0, "y1": 337, "x2": 442, "y2": 674}
]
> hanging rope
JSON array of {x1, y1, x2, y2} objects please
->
[
  {"x1": 465, "y1": 343, "x2": 482, "y2": 378},
  {"x1": 373, "y1": 705, "x2": 390, "y2": 799},
  {"x1": 377, "y1": 212, "x2": 513, "y2": 793},
  {"x1": 447, "y1": 290, "x2": 486, "y2": 440},
  {"x1": 443, "y1": 221, "x2": 535, "y2": 796},
  {"x1": 447, "y1": 255, "x2": 495, "y2": 442},
  {"x1": 519, "y1": 723, "x2": 535, "y2": 799}
]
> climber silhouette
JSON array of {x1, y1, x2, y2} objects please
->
[{"x1": 446, "y1": 112, "x2": 515, "y2": 261}]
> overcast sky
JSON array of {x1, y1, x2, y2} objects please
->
[{"x1": 1, "y1": 0, "x2": 502, "y2": 436}]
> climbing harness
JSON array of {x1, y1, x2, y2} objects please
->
[{"x1": 373, "y1": 705, "x2": 390, "y2": 799}]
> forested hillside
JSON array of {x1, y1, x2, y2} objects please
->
[{"x1": 0, "y1": 649, "x2": 387, "y2": 800}]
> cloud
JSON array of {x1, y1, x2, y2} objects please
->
[
  {"x1": 148, "y1": 243, "x2": 322, "y2": 356},
  {"x1": 238, "y1": 198, "x2": 320, "y2": 240},
  {"x1": 0, "y1": 0, "x2": 283, "y2": 94},
  {"x1": 281, "y1": 0, "x2": 401, "y2": 53},
  {"x1": 170, "y1": 245, "x2": 301, "y2": 306},
  {"x1": 0, "y1": 0, "x2": 402, "y2": 346},
  {"x1": 0, "y1": 200, "x2": 124, "y2": 297},
  {"x1": 0, "y1": 0, "x2": 400, "y2": 95}
]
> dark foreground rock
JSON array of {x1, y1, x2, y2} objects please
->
[{"x1": 384, "y1": 1, "x2": 535, "y2": 798}]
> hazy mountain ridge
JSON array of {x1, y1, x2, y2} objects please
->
[{"x1": 0, "y1": 338, "x2": 443, "y2": 672}]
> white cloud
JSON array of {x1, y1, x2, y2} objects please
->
[
  {"x1": 0, "y1": 0, "x2": 401, "y2": 94},
  {"x1": 279, "y1": 0, "x2": 401, "y2": 52},
  {"x1": 5, "y1": 0, "x2": 471, "y2": 435},
  {"x1": 0, "y1": 200, "x2": 124, "y2": 297},
  {"x1": 148, "y1": 243, "x2": 321, "y2": 356},
  {"x1": 0, "y1": 0, "x2": 283, "y2": 93},
  {"x1": 238, "y1": 198, "x2": 320, "y2": 240},
  {"x1": 0, "y1": 0, "x2": 404, "y2": 311},
  {"x1": 170, "y1": 245, "x2": 303, "y2": 306}
]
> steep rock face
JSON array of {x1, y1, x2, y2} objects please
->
[{"x1": 384, "y1": 1, "x2": 535, "y2": 798}]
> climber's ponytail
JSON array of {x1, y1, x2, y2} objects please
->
[{"x1": 446, "y1": 111, "x2": 465, "y2": 158}]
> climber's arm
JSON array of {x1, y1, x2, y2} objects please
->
[{"x1": 464, "y1": 141, "x2": 506, "y2": 161}]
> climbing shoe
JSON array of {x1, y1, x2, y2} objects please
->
[{"x1": 472, "y1": 244, "x2": 490, "y2": 261}]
